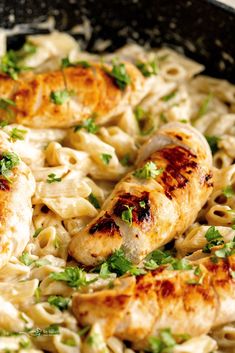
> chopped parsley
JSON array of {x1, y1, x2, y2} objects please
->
[
  {"x1": 133, "y1": 161, "x2": 163, "y2": 179},
  {"x1": 134, "y1": 106, "x2": 145, "y2": 121},
  {"x1": 78, "y1": 325, "x2": 91, "y2": 337},
  {"x1": 136, "y1": 60, "x2": 158, "y2": 77},
  {"x1": 148, "y1": 328, "x2": 176, "y2": 353},
  {"x1": 48, "y1": 295, "x2": 70, "y2": 311},
  {"x1": 134, "y1": 106, "x2": 155, "y2": 136},
  {"x1": 97, "y1": 249, "x2": 145, "y2": 277},
  {"x1": 19, "y1": 338, "x2": 30, "y2": 348},
  {"x1": 61, "y1": 57, "x2": 91, "y2": 69},
  {"x1": 0, "y1": 151, "x2": 20, "y2": 182},
  {"x1": 100, "y1": 153, "x2": 112, "y2": 165},
  {"x1": 121, "y1": 205, "x2": 135, "y2": 226},
  {"x1": 202, "y1": 226, "x2": 224, "y2": 253},
  {"x1": 47, "y1": 173, "x2": 62, "y2": 183},
  {"x1": 9, "y1": 127, "x2": 27, "y2": 141},
  {"x1": 144, "y1": 249, "x2": 192, "y2": 271},
  {"x1": 198, "y1": 93, "x2": 213, "y2": 117},
  {"x1": 88, "y1": 193, "x2": 100, "y2": 209},
  {"x1": 0, "y1": 98, "x2": 16, "y2": 119},
  {"x1": 0, "y1": 120, "x2": 9, "y2": 128},
  {"x1": 29, "y1": 324, "x2": 59, "y2": 337},
  {"x1": 74, "y1": 117, "x2": 99, "y2": 134},
  {"x1": 107, "y1": 62, "x2": 131, "y2": 90},
  {"x1": 205, "y1": 135, "x2": 220, "y2": 155},
  {"x1": 50, "y1": 267, "x2": 97, "y2": 288},
  {"x1": 19, "y1": 251, "x2": 34, "y2": 266},
  {"x1": 162, "y1": 91, "x2": 177, "y2": 102},
  {"x1": 223, "y1": 185, "x2": 235, "y2": 198},
  {"x1": 139, "y1": 200, "x2": 146, "y2": 208},
  {"x1": 34, "y1": 287, "x2": 41, "y2": 303},
  {"x1": 50, "y1": 89, "x2": 74, "y2": 105},
  {"x1": 120, "y1": 154, "x2": 132, "y2": 167},
  {"x1": 19, "y1": 251, "x2": 50, "y2": 268},
  {"x1": 160, "y1": 112, "x2": 167, "y2": 123},
  {"x1": 62, "y1": 338, "x2": 76, "y2": 346},
  {"x1": 33, "y1": 227, "x2": 43, "y2": 238},
  {"x1": 214, "y1": 238, "x2": 235, "y2": 259}
]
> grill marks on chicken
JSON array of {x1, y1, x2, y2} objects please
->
[
  {"x1": 69, "y1": 123, "x2": 213, "y2": 266},
  {"x1": 72, "y1": 254, "x2": 235, "y2": 349},
  {"x1": 0, "y1": 62, "x2": 151, "y2": 128}
]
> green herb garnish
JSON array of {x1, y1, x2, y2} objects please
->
[
  {"x1": 29, "y1": 324, "x2": 59, "y2": 337},
  {"x1": 50, "y1": 89, "x2": 74, "y2": 105},
  {"x1": 162, "y1": 91, "x2": 177, "y2": 102},
  {"x1": 9, "y1": 127, "x2": 27, "y2": 141},
  {"x1": 88, "y1": 193, "x2": 100, "y2": 209},
  {"x1": 133, "y1": 161, "x2": 163, "y2": 179},
  {"x1": 198, "y1": 93, "x2": 213, "y2": 117},
  {"x1": 74, "y1": 117, "x2": 99, "y2": 134},
  {"x1": 107, "y1": 62, "x2": 131, "y2": 90},
  {"x1": 47, "y1": 173, "x2": 62, "y2": 183},
  {"x1": 48, "y1": 295, "x2": 70, "y2": 311},
  {"x1": 0, "y1": 151, "x2": 20, "y2": 182},
  {"x1": 121, "y1": 205, "x2": 135, "y2": 226},
  {"x1": 202, "y1": 226, "x2": 224, "y2": 253},
  {"x1": 33, "y1": 227, "x2": 43, "y2": 238},
  {"x1": 205, "y1": 135, "x2": 220, "y2": 155},
  {"x1": 50, "y1": 267, "x2": 97, "y2": 288},
  {"x1": 223, "y1": 185, "x2": 235, "y2": 198},
  {"x1": 148, "y1": 328, "x2": 176, "y2": 353},
  {"x1": 100, "y1": 153, "x2": 112, "y2": 165},
  {"x1": 0, "y1": 98, "x2": 16, "y2": 119},
  {"x1": 61, "y1": 57, "x2": 91, "y2": 69},
  {"x1": 136, "y1": 60, "x2": 158, "y2": 77}
]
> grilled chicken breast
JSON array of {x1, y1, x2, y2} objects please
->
[
  {"x1": 0, "y1": 62, "x2": 153, "y2": 128},
  {"x1": 72, "y1": 253, "x2": 235, "y2": 349},
  {"x1": 0, "y1": 131, "x2": 35, "y2": 268},
  {"x1": 69, "y1": 123, "x2": 213, "y2": 266}
]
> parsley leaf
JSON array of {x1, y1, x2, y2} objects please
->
[
  {"x1": 214, "y1": 238, "x2": 235, "y2": 259},
  {"x1": 205, "y1": 135, "x2": 220, "y2": 155},
  {"x1": 50, "y1": 267, "x2": 97, "y2": 288},
  {"x1": 61, "y1": 57, "x2": 91, "y2": 69},
  {"x1": 160, "y1": 112, "x2": 167, "y2": 123},
  {"x1": 134, "y1": 106, "x2": 145, "y2": 121},
  {"x1": 100, "y1": 153, "x2": 112, "y2": 165},
  {"x1": 139, "y1": 200, "x2": 146, "y2": 208},
  {"x1": 120, "y1": 154, "x2": 132, "y2": 166},
  {"x1": 47, "y1": 173, "x2": 62, "y2": 183},
  {"x1": 0, "y1": 151, "x2": 20, "y2": 181},
  {"x1": 107, "y1": 62, "x2": 131, "y2": 90},
  {"x1": 33, "y1": 227, "x2": 43, "y2": 238},
  {"x1": 88, "y1": 193, "x2": 100, "y2": 209},
  {"x1": 202, "y1": 226, "x2": 224, "y2": 253},
  {"x1": 133, "y1": 161, "x2": 163, "y2": 179},
  {"x1": 144, "y1": 249, "x2": 192, "y2": 271},
  {"x1": 162, "y1": 91, "x2": 177, "y2": 102},
  {"x1": 62, "y1": 338, "x2": 76, "y2": 346},
  {"x1": 136, "y1": 60, "x2": 158, "y2": 77},
  {"x1": 148, "y1": 328, "x2": 176, "y2": 353},
  {"x1": 48, "y1": 295, "x2": 70, "y2": 311},
  {"x1": 0, "y1": 120, "x2": 9, "y2": 128},
  {"x1": 9, "y1": 127, "x2": 27, "y2": 141},
  {"x1": 198, "y1": 93, "x2": 213, "y2": 117},
  {"x1": 0, "y1": 50, "x2": 23, "y2": 79},
  {"x1": 0, "y1": 98, "x2": 16, "y2": 119},
  {"x1": 29, "y1": 324, "x2": 60, "y2": 337},
  {"x1": 223, "y1": 185, "x2": 235, "y2": 198},
  {"x1": 121, "y1": 205, "x2": 135, "y2": 226},
  {"x1": 50, "y1": 89, "x2": 74, "y2": 105},
  {"x1": 19, "y1": 251, "x2": 34, "y2": 266},
  {"x1": 98, "y1": 249, "x2": 144, "y2": 277},
  {"x1": 74, "y1": 117, "x2": 99, "y2": 134}
]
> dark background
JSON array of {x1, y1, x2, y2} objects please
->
[{"x1": 0, "y1": 0, "x2": 235, "y2": 82}]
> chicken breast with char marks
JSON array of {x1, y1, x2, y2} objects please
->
[
  {"x1": 0, "y1": 131, "x2": 35, "y2": 269},
  {"x1": 69, "y1": 123, "x2": 213, "y2": 266},
  {"x1": 0, "y1": 62, "x2": 154, "y2": 128},
  {"x1": 72, "y1": 252, "x2": 235, "y2": 349}
]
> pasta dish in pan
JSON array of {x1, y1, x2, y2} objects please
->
[{"x1": 0, "y1": 31, "x2": 235, "y2": 353}]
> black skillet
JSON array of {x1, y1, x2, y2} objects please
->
[{"x1": 0, "y1": 0, "x2": 235, "y2": 82}]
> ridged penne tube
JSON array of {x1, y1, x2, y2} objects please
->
[{"x1": 69, "y1": 122, "x2": 213, "y2": 266}]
